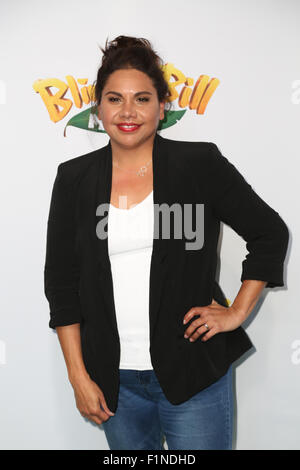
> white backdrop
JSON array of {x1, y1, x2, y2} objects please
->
[{"x1": 0, "y1": 0, "x2": 298, "y2": 450}]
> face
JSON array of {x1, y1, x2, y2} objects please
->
[{"x1": 97, "y1": 68, "x2": 165, "y2": 148}]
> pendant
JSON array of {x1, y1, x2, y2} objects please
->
[{"x1": 137, "y1": 166, "x2": 148, "y2": 177}]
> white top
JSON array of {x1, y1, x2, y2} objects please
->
[{"x1": 107, "y1": 190, "x2": 154, "y2": 370}]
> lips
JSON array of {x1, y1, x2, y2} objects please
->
[{"x1": 117, "y1": 123, "x2": 141, "y2": 132}]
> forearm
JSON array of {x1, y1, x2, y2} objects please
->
[
  {"x1": 231, "y1": 279, "x2": 267, "y2": 323},
  {"x1": 56, "y1": 323, "x2": 90, "y2": 385}
]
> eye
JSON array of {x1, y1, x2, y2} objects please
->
[{"x1": 108, "y1": 96, "x2": 149, "y2": 102}]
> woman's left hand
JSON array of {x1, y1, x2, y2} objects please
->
[{"x1": 183, "y1": 299, "x2": 244, "y2": 342}]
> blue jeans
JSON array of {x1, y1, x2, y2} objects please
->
[{"x1": 101, "y1": 364, "x2": 233, "y2": 450}]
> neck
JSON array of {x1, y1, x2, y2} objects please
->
[{"x1": 110, "y1": 133, "x2": 155, "y2": 169}]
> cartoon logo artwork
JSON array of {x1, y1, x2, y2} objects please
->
[{"x1": 33, "y1": 63, "x2": 220, "y2": 136}]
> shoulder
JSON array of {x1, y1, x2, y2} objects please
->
[
  {"x1": 161, "y1": 134, "x2": 214, "y2": 153},
  {"x1": 161, "y1": 135, "x2": 222, "y2": 168},
  {"x1": 58, "y1": 146, "x2": 102, "y2": 173},
  {"x1": 55, "y1": 145, "x2": 106, "y2": 187},
  {"x1": 161, "y1": 136, "x2": 244, "y2": 189}
]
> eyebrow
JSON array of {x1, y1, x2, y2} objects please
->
[{"x1": 104, "y1": 91, "x2": 153, "y2": 97}]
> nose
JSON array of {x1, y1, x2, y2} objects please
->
[{"x1": 119, "y1": 99, "x2": 138, "y2": 118}]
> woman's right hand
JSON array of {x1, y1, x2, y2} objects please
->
[{"x1": 70, "y1": 374, "x2": 115, "y2": 425}]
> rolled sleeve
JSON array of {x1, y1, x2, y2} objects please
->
[
  {"x1": 44, "y1": 163, "x2": 82, "y2": 329},
  {"x1": 209, "y1": 143, "x2": 289, "y2": 288}
]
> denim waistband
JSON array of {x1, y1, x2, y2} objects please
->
[{"x1": 119, "y1": 368, "x2": 157, "y2": 385}]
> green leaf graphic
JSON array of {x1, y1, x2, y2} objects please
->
[
  {"x1": 64, "y1": 107, "x2": 186, "y2": 136},
  {"x1": 157, "y1": 109, "x2": 186, "y2": 130}
]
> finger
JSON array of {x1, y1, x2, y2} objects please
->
[
  {"x1": 89, "y1": 413, "x2": 105, "y2": 425},
  {"x1": 183, "y1": 306, "x2": 203, "y2": 325},
  {"x1": 188, "y1": 324, "x2": 211, "y2": 341},
  {"x1": 88, "y1": 406, "x2": 110, "y2": 424},
  {"x1": 99, "y1": 397, "x2": 115, "y2": 416},
  {"x1": 184, "y1": 317, "x2": 204, "y2": 338},
  {"x1": 201, "y1": 326, "x2": 218, "y2": 342}
]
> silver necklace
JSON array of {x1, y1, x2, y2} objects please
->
[{"x1": 112, "y1": 159, "x2": 152, "y2": 177}]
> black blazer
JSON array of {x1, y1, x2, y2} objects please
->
[{"x1": 44, "y1": 132, "x2": 289, "y2": 413}]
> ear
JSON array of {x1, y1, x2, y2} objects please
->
[{"x1": 159, "y1": 101, "x2": 165, "y2": 121}]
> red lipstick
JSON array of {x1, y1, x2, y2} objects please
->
[{"x1": 117, "y1": 123, "x2": 141, "y2": 132}]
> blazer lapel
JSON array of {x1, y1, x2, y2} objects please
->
[{"x1": 94, "y1": 132, "x2": 170, "y2": 341}]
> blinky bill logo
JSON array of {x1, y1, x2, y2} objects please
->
[{"x1": 32, "y1": 63, "x2": 220, "y2": 136}]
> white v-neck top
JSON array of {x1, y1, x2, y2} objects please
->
[{"x1": 107, "y1": 191, "x2": 154, "y2": 370}]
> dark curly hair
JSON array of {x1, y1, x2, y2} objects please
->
[{"x1": 90, "y1": 35, "x2": 172, "y2": 127}]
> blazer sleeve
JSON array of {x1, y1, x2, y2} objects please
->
[
  {"x1": 208, "y1": 143, "x2": 289, "y2": 288},
  {"x1": 44, "y1": 163, "x2": 82, "y2": 329}
]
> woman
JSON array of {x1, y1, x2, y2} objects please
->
[{"x1": 44, "y1": 35, "x2": 289, "y2": 450}]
